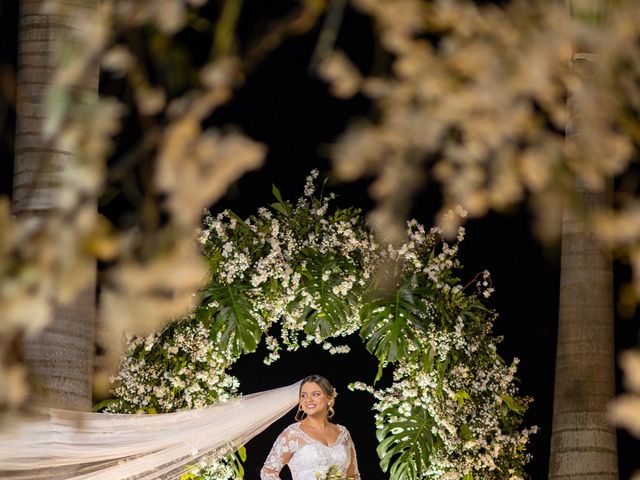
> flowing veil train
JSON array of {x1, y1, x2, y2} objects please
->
[{"x1": 0, "y1": 381, "x2": 300, "y2": 480}]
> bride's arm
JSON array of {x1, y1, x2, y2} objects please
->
[
  {"x1": 345, "y1": 431, "x2": 361, "y2": 480},
  {"x1": 260, "y1": 428, "x2": 295, "y2": 480}
]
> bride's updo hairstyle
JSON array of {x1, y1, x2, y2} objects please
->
[{"x1": 295, "y1": 375, "x2": 337, "y2": 421}]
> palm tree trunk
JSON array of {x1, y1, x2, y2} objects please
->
[
  {"x1": 548, "y1": 7, "x2": 618, "y2": 470},
  {"x1": 13, "y1": 0, "x2": 98, "y2": 411},
  {"x1": 548, "y1": 186, "x2": 618, "y2": 479},
  {"x1": 549, "y1": 4, "x2": 618, "y2": 464}
]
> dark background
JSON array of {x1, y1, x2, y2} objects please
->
[{"x1": 2, "y1": 1, "x2": 640, "y2": 478}]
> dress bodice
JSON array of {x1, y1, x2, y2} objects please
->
[{"x1": 260, "y1": 423, "x2": 360, "y2": 480}]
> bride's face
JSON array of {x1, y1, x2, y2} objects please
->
[{"x1": 299, "y1": 382, "x2": 330, "y2": 417}]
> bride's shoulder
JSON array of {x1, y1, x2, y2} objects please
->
[
  {"x1": 282, "y1": 422, "x2": 302, "y2": 434},
  {"x1": 332, "y1": 423, "x2": 349, "y2": 434},
  {"x1": 333, "y1": 424, "x2": 354, "y2": 438},
  {"x1": 274, "y1": 423, "x2": 303, "y2": 441}
]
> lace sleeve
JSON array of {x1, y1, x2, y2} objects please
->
[
  {"x1": 345, "y1": 430, "x2": 361, "y2": 480},
  {"x1": 260, "y1": 427, "x2": 297, "y2": 480}
]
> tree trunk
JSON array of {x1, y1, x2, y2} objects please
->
[
  {"x1": 548, "y1": 186, "x2": 618, "y2": 479},
  {"x1": 548, "y1": 9, "x2": 619, "y2": 470},
  {"x1": 13, "y1": 0, "x2": 98, "y2": 411}
]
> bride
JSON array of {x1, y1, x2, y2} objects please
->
[
  {"x1": 261, "y1": 375, "x2": 361, "y2": 480},
  {"x1": 0, "y1": 376, "x2": 358, "y2": 479}
]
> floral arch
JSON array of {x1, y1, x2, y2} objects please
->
[{"x1": 105, "y1": 171, "x2": 536, "y2": 480}]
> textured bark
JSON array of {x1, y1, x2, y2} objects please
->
[
  {"x1": 13, "y1": 0, "x2": 98, "y2": 411},
  {"x1": 23, "y1": 282, "x2": 96, "y2": 410},
  {"x1": 548, "y1": 189, "x2": 618, "y2": 479},
  {"x1": 548, "y1": 3, "x2": 618, "y2": 474}
]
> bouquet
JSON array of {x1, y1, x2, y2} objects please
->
[{"x1": 315, "y1": 465, "x2": 346, "y2": 480}]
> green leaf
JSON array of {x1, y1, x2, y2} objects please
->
[
  {"x1": 92, "y1": 398, "x2": 120, "y2": 412},
  {"x1": 421, "y1": 345, "x2": 435, "y2": 372},
  {"x1": 455, "y1": 389, "x2": 472, "y2": 408},
  {"x1": 300, "y1": 249, "x2": 358, "y2": 338},
  {"x1": 237, "y1": 445, "x2": 247, "y2": 462},
  {"x1": 195, "y1": 303, "x2": 213, "y2": 325},
  {"x1": 502, "y1": 395, "x2": 526, "y2": 414},
  {"x1": 459, "y1": 423, "x2": 472, "y2": 441},
  {"x1": 272, "y1": 184, "x2": 284, "y2": 204},
  {"x1": 231, "y1": 447, "x2": 247, "y2": 478},
  {"x1": 225, "y1": 210, "x2": 252, "y2": 231},
  {"x1": 374, "y1": 362, "x2": 384, "y2": 384},
  {"x1": 360, "y1": 274, "x2": 430, "y2": 369},
  {"x1": 376, "y1": 405, "x2": 435, "y2": 480},
  {"x1": 271, "y1": 184, "x2": 292, "y2": 217},
  {"x1": 206, "y1": 283, "x2": 262, "y2": 356},
  {"x1": 270, "y1": 202, "x2": 289, "y2": 216}
]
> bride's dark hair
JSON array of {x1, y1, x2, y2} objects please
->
[{"x1": 295, "y1": 375, "x2": 337, "y2": 421}]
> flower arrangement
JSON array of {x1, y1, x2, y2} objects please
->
[
  {"x1": 106, "y1": 171, "x2": 535, "y2": 479},
  {"x1": 316, "y1": 464, "x2": 346, "y2": 480}
]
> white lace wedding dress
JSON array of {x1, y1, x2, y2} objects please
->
[{"x1": 261, "y1": 423, "x2": 361, "y2": 480}]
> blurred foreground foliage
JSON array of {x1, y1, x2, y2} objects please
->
[{"x1": 1, "y1": 0, "x2": 640, "y2": 449}]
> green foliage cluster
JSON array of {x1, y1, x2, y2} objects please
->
[{"x1": 109, "y1": 173, "x2": 534, "y2": 479}]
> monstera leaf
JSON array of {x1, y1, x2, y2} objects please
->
[
  {"x1": 360, "y1": 274, "x2": 429, "y2": 370},
  {"x1": 299, "y1": 248, "x2": 359, "y2": 338},
  {"x1": 201, "y1": 283, "x2": 262, "y2": 356},
  {"x1": 377, "y1": 404, "x2": 436, "y2": 479}
]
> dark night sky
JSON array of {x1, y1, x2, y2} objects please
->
[{"x1": 2, "y1": 1, "x2": 640, "y2": 479}]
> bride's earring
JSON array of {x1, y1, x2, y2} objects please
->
[{"x1": 295, "y1": 404, "x2": 306, "y2": 421}]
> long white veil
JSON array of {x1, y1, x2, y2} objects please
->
[{"x1": 0, "y1": 381, "x2": 300, "y2": 479}]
